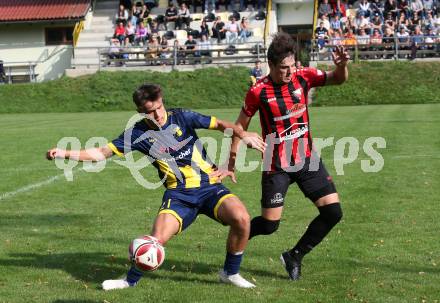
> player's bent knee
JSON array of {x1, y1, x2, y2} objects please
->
[
  {"x1": 228, "y1": 211, "x2": 250, "y2": 229},
  {"x1": 320, "y1": 203, "x2": 343, "y2": 226},
  {"x1": 252, "y1": 216, "x2": 280, "y2": 235}
]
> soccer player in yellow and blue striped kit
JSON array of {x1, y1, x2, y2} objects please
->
[{"x1": 47, "y1": 83, "x2": 266, "y2": 289}]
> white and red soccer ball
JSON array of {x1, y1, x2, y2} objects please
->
[{"x1": 129, "y1": 235, "x2": 165, "y2": 272}]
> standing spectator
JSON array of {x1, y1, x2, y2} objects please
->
[
  {"x1": 315, "y1": 21, "x2": 330, "y2": 49},
  {"x1": 204, "y1": 0, "x2": 216, "y2": 14},
  {"x1": 226, "y1": 18, "x2": 240, "y2": 44},
  {"x1": 319, "y1": 0, "x2": 333, "y2": 16},
  {"x1": 165, "y1": 3, "x2": 178, "y2": 30},
  {"x1": 125, "y1": 21, "x2": 136, "y2": 46},
  {"x1": 212, "y1": 16, "x2": 226, "y2": 43},
  {"x1": 115, "y1": 4, "x2": 129, "y2": 25},
  {"x1": 176, "y1": 3, "x2": 191, "y2": 30},
  {"x1": 249, "y1": 60, "x2": 263, "y2": 85},
  {"x1": 238, "y1": 17, "x2": 252, "y2": 43},
  {"x1": 135, "y1": 22, "x2": 149, "y2": 46},
  {"x1": 114, "y1": 22, "x2": 126, "y2": 45},
  {"x1": 200, "y1": 19, "x2": 210, "y2": 38}
]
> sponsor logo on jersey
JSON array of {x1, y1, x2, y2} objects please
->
[
  {"x1": 159, "y1": 147, "x2": 191, "y2": 162},
  {"x1": 267, "y1": 97, "x2": 277, "y2": 103},
  {"x1": 278, "y1": 122, "x2": 309, "y2": 142},
  {"x1": 292, "y1": 88, "x2": 302, "y2": 99},
  {"x1": 273, "y1": 104, "x2": 306, "y2": 121}
]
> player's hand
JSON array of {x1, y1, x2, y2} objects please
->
[
  {"x1": 209, "y1": 167, "x2": 237, "y2": 184},
  {"x1": 46, "y1": 148, "x2": 64, "y2": 160},
  {"x1": 241, "y1": 131, "x2": 266, "y2": 153},
  {"x1": 332, "y1": 45, "x2": 350, "y2": 67}
]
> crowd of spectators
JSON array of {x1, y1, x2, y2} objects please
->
[
  {"x1": 315, "y1": 0, "x2": 440, "y2": 58},
  {"x1": 107, "y1": 0, "x2": 266, "y2": 66}
]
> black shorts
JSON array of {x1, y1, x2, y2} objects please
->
[{"x1": 261, "y1": 157, "x2": 337, "y2": 208}]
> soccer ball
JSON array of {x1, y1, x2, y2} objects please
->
[{"x1": 129, "y1": 235, "x2": 165, "y2": 272}]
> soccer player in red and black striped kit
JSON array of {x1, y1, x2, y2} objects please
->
[{"x1": 215, "y1": 33, "x2": 349, "y2": 280}]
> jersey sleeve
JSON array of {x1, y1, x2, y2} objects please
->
[
  {"x1": 182, "y1": 110, "x2": 217, "y2": 129},
  {"x1": 107, "y1": 128, "x2": 140, "y2": 157},
  {"x1": 301, "y1": 67, "x2": 327, "y2": 88},
  {"x1": 242, "y1": 87, "x2": 260, "y2": 117}
]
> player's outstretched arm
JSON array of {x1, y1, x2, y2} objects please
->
[
  {"x1": 46, "y1": 145, "x2": 114, "y2": 162},
  {"x1": 215, "y1": 117, "x2": 266, "y2": 153},
  {"x1": 326, "y1": 45, "x2": 350, "y2": 85}
]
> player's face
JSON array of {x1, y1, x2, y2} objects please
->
[
  {"x1": 270, "y1": 55, "x2": 295, "y2": 84},
  {"x1": 138, "y1": 97, "x2": 167, "y2": 127}
]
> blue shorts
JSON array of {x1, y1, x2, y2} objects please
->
[{"x1": 158, "y1": 183, "x2": 236, "y2": 233}]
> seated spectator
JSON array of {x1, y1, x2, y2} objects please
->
[
  {"x1": 114, "y1": 22, "x2": 126, "y2": 45},
  {"x1": 369, "y1": 12, "x2": 383, "y2": 34},
  {"x1": 165, "y1": 3, "x2": 178, "y2": 30},
  {"x1": 410, "y1": 12, "x2": 423, "y2": 31},
  {"x1": 146, "y1": 35, "x2": 160, "y2": 63},
  {"x1": 331, "y1": 14, "x2": 344, "y2": 35},
  {"x1": 317, "y1": 13, "x2": 331, "y2": 30},
  {"x1": 199, "y1": 34, "x2": 212, "y2": 60},
  {"x1": 250, "y1": 60, "x2": 263, "y2": 85},
  {"x1": 343, "y1": 27, "x2": 357, "y2": 47},
  {"x1": 176, "y1": 3, "x2": 191, "y2": 30},
  {"x1": 397, "y1": 26, "x2": 410, "y2": 46},
  {"x1": 174, "y1": 40, "x2": 186, "y2": 64},
  {"x1": 356, "y1": 0, "x2": 372, "y2": 18},
  {"x1": 204, "y1": 0, "x2": 215, "y2": 14},
  {"x1": 212, "y1": 16, "x2": 226, "y2": 43},
  {"x1": 370, "y1": 28, "x2": 383, "y2": 46},
  {"x1": 356, "y1": 28, "x2": 370, "y2": 47},
  {"x1": 125, "y1": 21, "x2": 136, "y2": 46},
  {"x1": 132, "y1": 2, "x2": 145, "y2": 25},
  {"x1": 239, "y1": 17, "x2": 252, "y2": 43},
  {"x1": 333, "y1": 0, "x2": 347, "y2": 18},
  {"x1": 108, "y1": 39, "x2": 123, "y2": 66},
  {"x1": 253, "y1": 0, "x2": 266, "y2": 11},
  {"x1": 330, "y1": 31, "x2": 344, "y2": 45},
  {"x1": 150, "y1": 20, "x2": 160, "y2": 36},
  {"x1": 315, "y1": 21, "x2": 330, "y2": 49},
  {"x1": 144, "y1": 0, "x2": 157, "y2": 11},
  {"x1": 185, "y1": 34, "x2": 199, "y2": 62},
  {"x1": 120, "y1": 0, "x2": 133, "y2": 10},
  {"x1": 424, "y1": 27, "x2": 436, "y2": 50},
  {"x1": 423, "y1": 12, "x2": 436, "y2": 29},
  {"x1": 226, "y1": 18, "x2": 240, "y2": 44},
  {"x1": 399, "y1": 0, "x2": 411, "y2": 20},
  {"x1": 159, "y1": 36, "x2": 172, "y2": 61},
  {"x1": 115, "y1": 4, "x2": 129, "y2": 25},
  {"x1": 422, "y1": 0, "x2": 435, "y2": 15},
  {"x1": 319, "y1": 0, "x2": 333, "y2": 17},
  {"x1": 355, "y1": 12, "x2": 370, "y2": 31},
  {"x1": 200, "y1": 20, "x2": 210, "y2": 38},
  {"x1": 397, "y1": 13, "x2": 410, "y2": 32},
  {"x1": 411, "y1": 25, "x2": 425, "y2": 59},
  {"x1": 411, "y1": 0, "x2": 424, "y2": 19},
  {"x1": 384, "y1": 12, "x2": 396, "y2": 30},
  {"x1": 384, "y1": 0, "x2": 399, "y2": 18},
  {"x1": 135, "y1": 22, "x2": 149, "y2": 46},
  {"x1": 382, "y1": 26, "x2": 395, "y2": 57},
  {"x1": 215, "y1": 0, "x2": 230, "y2": 12},
  {"x1": 370, "y1": 0, "x2": 384, "y2": 17}
]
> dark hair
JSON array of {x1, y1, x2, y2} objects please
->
[
  {"x1": 133, "y1": 83, "x2": 162, "y2": 107},
  {"x1": 267, "y1": 32, "x2": 296, "y2": 65}
]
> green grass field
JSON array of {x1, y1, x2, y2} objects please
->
[{"x1": 1, "y1": 104, "x2": 439, "y2": 303}]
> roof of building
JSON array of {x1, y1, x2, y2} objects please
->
[{"x1": 0, "y1": 0, "x2": 91, "y2": 23}]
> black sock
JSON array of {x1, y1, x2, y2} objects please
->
[
  {"x1": 290, "y1": 203, "x2": 343, "y2": 260},
  {"x1": 249, "y1": 216, "x2": 280, "y2": 239}
]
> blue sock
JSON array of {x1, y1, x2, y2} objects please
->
[
  {"x1": 223, "y1": 251, "x2": 243, "y2": 275},
  {"x1": 126, "y1": 265, "x2": 143, "y2": 286}
]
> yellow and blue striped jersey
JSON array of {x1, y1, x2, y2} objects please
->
[{"x1": 107, "y1": 108, "x2": 218, "y2": 189}]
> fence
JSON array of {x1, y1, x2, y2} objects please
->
[
  {"x1": 97, "y1": 41, "x2": 266, "y2": 69},
  {"x1": 310, "y1": 36, "x2": 440, "y2": 61}
]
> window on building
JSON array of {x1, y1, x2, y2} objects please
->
[{"x1": 45, "y1": 27, "x2": 73, "y2": 45}]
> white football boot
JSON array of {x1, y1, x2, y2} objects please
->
[
  {"x1": 218, "y1": 270, "x2": 256, "y2": 288},
  {"x1": 102, "y1": 279, "x2": 132, "y2": 290}
]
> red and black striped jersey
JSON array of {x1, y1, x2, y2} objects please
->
[{"x1": 242, "y1": 67, "x2": 327, "y2": 172}]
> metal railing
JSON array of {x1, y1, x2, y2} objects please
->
[
  {"x1": 97, "y1": 41, "x2": 266, "y2": 69},
  {"x1": 310, "y1": 36, "x2": 440, "y2": 61}
]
